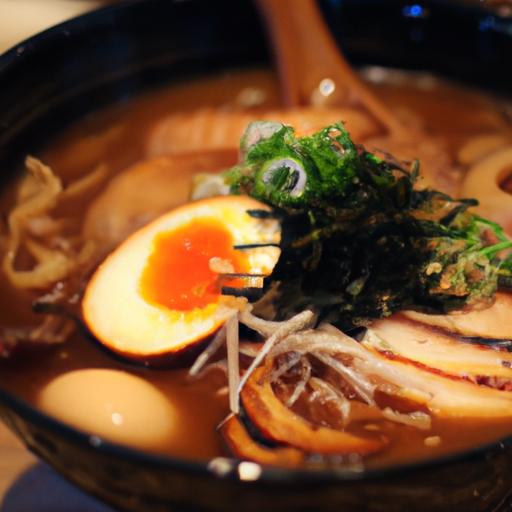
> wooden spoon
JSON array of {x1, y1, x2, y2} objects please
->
[{"x1": 256, "y1": 0, "x2": 406, "y2": 137}]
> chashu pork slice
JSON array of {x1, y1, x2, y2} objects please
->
[
  {"x1": 366, "y1": 315, "x2": 512, "y2": 383},
  {"x1": 402, "y1": 292, "x2": 512, "y2": 339}
]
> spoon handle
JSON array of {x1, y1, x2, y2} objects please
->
[{"x1": 256, "y1": 0, "x2": 405, "y2": 136}]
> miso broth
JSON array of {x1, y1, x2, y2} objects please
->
[{"x1": 1, "y1": 68, "x2": 512, "y2": 469}]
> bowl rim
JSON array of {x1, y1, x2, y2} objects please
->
[
  {"x1": 2, "y1": 380, "x2": 512, "y2": 484},
  {"x1": 0, "y1": 0, "x2": 141, "y2": 63},
  {"x1": 1, "y1": 0, "x2": 512, "y2": 486}
]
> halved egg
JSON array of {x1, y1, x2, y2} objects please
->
[{"x1": 82, "y1": 195, "x2": 280, "y2": 365}]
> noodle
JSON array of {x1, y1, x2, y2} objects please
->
[{"x1": 2, "y1": 157, "x2": 102, "y2": 290}]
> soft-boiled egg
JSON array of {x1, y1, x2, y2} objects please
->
[{"x1": 82, "y1": 195, "x2": 280, "y2": 365}]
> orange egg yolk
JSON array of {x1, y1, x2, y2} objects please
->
[{"x1": 140, "y1": 218, "x2": 248, "y2": 311}]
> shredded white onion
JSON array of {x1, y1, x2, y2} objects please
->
[
  {"x1": 226, "y1": 314, "x2": 240, "y2": 414},
  {"x1": 239, "y1": 343, "x2": 262, "y2": 358},
  {"x1": 196, "y1": 309, "x2": 435, "y2": 437},
  {"x1": 382, "y1": 408, "x2": 432, "y2": 430},
  {"x1": 313, "y1": 352, "x2": 376, "y2": 406},
  {"x1": 270, "y1": 351, "x2": 302, "y2": 382},
  {"x1": 238, "y1": 309, "x2": 284, "y2": 337},
  {"x1": 286, "y1": 357, "x2": 312, "y2": 407},
  {"x1": 189, "y1": 324, "x2": 227, "y2": 377},
  {"x1": 270, "y1": 327, "x2": 433, "y2": 403},
  {"x1": 269, "y1": 330, "x2": 348, "y2": 358},
  {"x1": 190, "y1": 361, "x2": 228, "y2": 379},
  {"x1": 237, "y1": 310, "x2": 315, "y2": 395},
  {"x1": 308, "y1": 377, "x2": 351, "y2": 426}
]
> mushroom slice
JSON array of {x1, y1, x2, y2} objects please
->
[
  {"x1": 402, "y1": 292, "x2": 512, "y2": 339},
  {"x1": 220, "y1": 415, "x2": 304, "y2": 468},
  {"x1": 366, "y1": 315, "x2": 512, "y2": 382},
  {"x1": 241, "y1": 368, "x2": 384, "y2": 456}
]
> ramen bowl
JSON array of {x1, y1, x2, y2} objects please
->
[{"x1": 1, "y1": 1, "x2": 512, "y2": 511}]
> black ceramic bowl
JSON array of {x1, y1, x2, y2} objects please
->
[{"x1": 1, "y1": 1, "x2": 512, "y2": 511}]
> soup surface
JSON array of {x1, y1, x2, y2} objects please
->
[{"x1": 1, "y1": 68, "x2": 512, "y2": 469}]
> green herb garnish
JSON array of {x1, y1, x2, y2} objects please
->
[{"x1": 224, "y1": 122, "x2": 512, "y2": 328}]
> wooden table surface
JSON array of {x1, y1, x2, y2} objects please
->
[
  {"x1": 0, "y1": 423, "x2": 34, "y2": 499},
  {"x1": 0, "y1": 0, "x2": 105, "y2": 55},
  {"x1": 0, "y1": 422, "x2": 114, "y2": 511}
]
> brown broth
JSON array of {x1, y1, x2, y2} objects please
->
[{"x1": 1, "y1": 68, "x2": 512, "y2": 469}]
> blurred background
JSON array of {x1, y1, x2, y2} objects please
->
[{"x1": 0, "y1": 0, "x2": 112, "y2": 53}]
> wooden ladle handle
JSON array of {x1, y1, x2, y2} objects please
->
[{"x1": 256, "y1": 0, "x2": 406, "y2": 136}]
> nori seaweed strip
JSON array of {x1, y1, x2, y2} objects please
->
[{"x1": 221, "y1": 122, "x2": 512, "y2": 328}]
